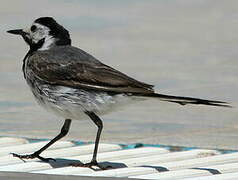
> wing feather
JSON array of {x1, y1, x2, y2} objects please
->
[{"x1": 27, "y1": 46, "x2": 154, "y2": 94}]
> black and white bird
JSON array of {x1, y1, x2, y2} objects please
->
[{"x1": 7, "y1": 17, "x2": 230, "y2": 168}]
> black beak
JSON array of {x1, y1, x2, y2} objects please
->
[
  {"x1": 7, "y1": 29, "x2": 27, "y2": 36},
  {"x1": 7, "y1": 29, "x2": 32, "y2": 47}
]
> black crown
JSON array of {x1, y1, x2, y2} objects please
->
[{"x1": 35, "y1": 17, "x2": 71, "y2": 46}]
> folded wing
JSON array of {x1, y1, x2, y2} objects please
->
[{"x1": 28, "y1": 46, "x2": 154, "y2": 94}]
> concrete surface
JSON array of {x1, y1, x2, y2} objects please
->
[{"x1": 0, "y1": 0, "x2": 237, "y2": 149}]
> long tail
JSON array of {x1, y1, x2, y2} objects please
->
[{"x1": 140, "y1": 93, "x2": 231, "y2": 107}]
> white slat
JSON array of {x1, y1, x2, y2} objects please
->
[
  {"x1": 84, "y1": 167, "x2": 158, "y2": 178},
  {"x1": 93, "y1": 152, "x2": 238, "y2": 178},
  {"x1": 131, "y1": 169, "x2": 211, "y2": 179},
  {"x1": 0, "y1": 141, "x2": 74, "y2": 156},
  {"x1": 181, "y1": 172, "x2": 238, "y2": 180},
  {"x1": 58, "y1": 149, "x2": 218, "y2": 176},
  {"x1": 106, "y1": 149, "x2": 219, "y2": 168},
  {"x1": 0, "y1": 143, "x2": 121, "y2": 166},
  {"x1": 35, "y1": 147, "x2": 168, "y2": 175},
  {"x1": 35, "y1": 166, "x2": 95, "y2": 175},
  {"x1": 131, "y1": 162, "x2": 238, "y2": 179},
  {"x1": 150, "y1": 152, "x2": 238, "y2": 170},
  {"x1": 0, "y1": 137, "x2": 28, "y2": 147},
  {"x1": 0, "y1": 136, "x2": 235, "y2": 180},
  {"x1": 0, "y1": 146, "x2": 169, "y2": 172}
]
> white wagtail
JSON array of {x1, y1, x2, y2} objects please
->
[{"x1": 7, "y1": 17, "x2": 230, "y2": 168}]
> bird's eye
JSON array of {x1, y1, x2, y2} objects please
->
[{"x1": 30, "y1": 25, "x2": 37, "y2": 32}]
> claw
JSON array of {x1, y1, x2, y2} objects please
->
[
  {"x1": 10, "y1": 152, "x2": 55, "y2": 162},
  {"x1": 70, "y1": 160, "x2": 111, "y2": 170},
  {"x1": 10, "y1": 153, "x2": 27, "y2": 162}
]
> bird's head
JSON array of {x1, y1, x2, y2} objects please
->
[{"x1": 7, "y1": 17, "x2": 71, "y2": 51}]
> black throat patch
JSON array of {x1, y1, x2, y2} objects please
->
[{"x1": 21, "y1": 38, "x2": 45, "y2": 79}]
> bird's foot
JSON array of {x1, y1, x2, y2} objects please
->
[
  {"x1": 71, "y1": 160, "x2": 111, "y2": 170},
  {"x1": 11, "y1": 152, "x2": 55, "y2": 163}
]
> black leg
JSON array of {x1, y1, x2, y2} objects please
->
[
  {"x1": 83, "y1": 111, "x2": 104, "y2": 168},
  {"x1": 11, "y1": 119, "x2": 72, "y2": 162}
]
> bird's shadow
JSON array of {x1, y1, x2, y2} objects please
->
[
  {"x1": 138, "y1": 165, "x2": 221, "y2": 175},
  {"x1": 140, "y1": 165, "x2": 169, "y2": 172},
  {"x1": 44, "y1": 158, "x2": 127, "y2": 171},
  {"x1": 191, "y1": 167, "x2": 221, "y2": 175}
]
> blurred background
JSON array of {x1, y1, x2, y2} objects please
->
[{"x1": 0, "y1": 0, "x2": 237, "y2": 149}]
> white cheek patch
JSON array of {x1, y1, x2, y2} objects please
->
[
  {"x1": 31, "y1": 23, "x2": 50, "y2": 42},
  {"x1": 30, "y1": 23, "x2": 56, "y2": 50},
  {"x1": 38, "y1": 36, "x2": 56, "y2": 51}
]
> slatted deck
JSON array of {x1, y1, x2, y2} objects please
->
[{"x1": 0, "y1": 137, "x2": 237, "y2": 180}]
